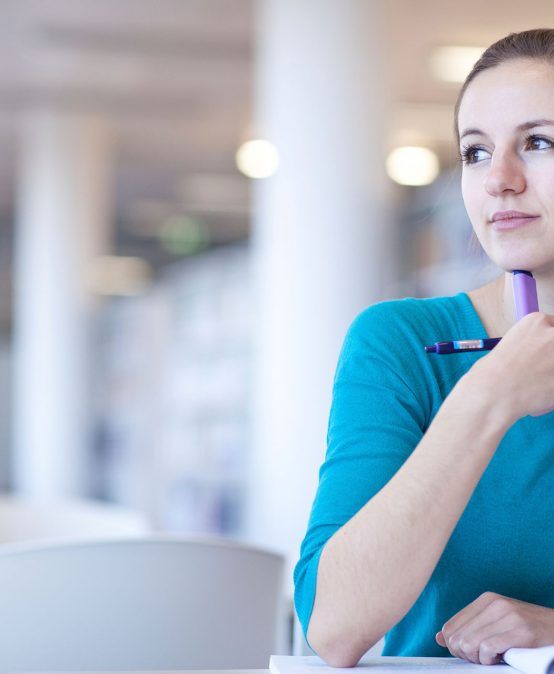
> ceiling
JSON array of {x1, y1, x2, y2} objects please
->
[{"x1": 0, "y1": 0, "x2": 553, "y2": 317}]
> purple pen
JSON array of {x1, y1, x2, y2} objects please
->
[
  {"x1": 512, "y1": 270, "x2": 539, "y2": 320},
  {"x1": 424, "y1": 338, "x2": 501, "y2": 354},
  {"x1": 425, "y1": 270, "x2": 539, "y2": 355}
]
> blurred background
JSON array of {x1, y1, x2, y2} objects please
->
[{"x1": 0, "y1": 0, "x2": 550, "y2": 633}]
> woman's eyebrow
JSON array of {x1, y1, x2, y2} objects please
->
[
  {"x1": 459, "y1": 127, "x2": 484, "y2": 141},
  {"x1": 460, "y1": 118, "x2": 554, "y2": 142},
  {"x1": 516, "y1": 118, "x2": 554, "y2": 131}
]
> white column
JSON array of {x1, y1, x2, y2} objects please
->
[
  {"x1": 249, "y1": 1, "x2": 392, "y2": 572},
  {"x1": 12, "y1": 110, "x2": 112, "y2": 497}
]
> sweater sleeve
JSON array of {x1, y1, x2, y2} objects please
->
[{"x1": 293, "y1": 301, "x2": 431, "y2": 645}]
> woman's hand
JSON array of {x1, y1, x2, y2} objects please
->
[
  {"x1": 470, "y1": 312, "x2": 554, "y2": 422},
  {"x1": 435, "y1": 592, "x2": 554, "y2": 664}
]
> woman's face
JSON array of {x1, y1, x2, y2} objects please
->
[{"x1": 458, "y1": 58, "x2": 554, "y2": 275}]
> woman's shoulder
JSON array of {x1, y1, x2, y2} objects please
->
[
  {"x1": 337, "y1": 293, "x2": 479, "y2": 415},
  {"x1": 347, "y1": 292, "x2": 473, "y2": 347}
]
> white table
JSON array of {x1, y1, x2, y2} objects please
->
[{"x1": 34, "y1": 671, "x2": 269, "y2": 674}]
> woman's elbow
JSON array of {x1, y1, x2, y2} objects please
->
[
  {"x1": 307, "y1": 621, "x2": 376, "y2": 668},
  {"x1": 320, "y1": 649, "x2": 362, "y2": 668}
]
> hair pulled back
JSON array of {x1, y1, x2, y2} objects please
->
[{"x1": 454, "y1": 28, "x2": 554, "y2": 141}]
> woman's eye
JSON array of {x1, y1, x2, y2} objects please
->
[
  {"x1": 461, "y1": 146, "x2": 489, "y2": 164},
  {"x1": 526, "y1": 135, "x2": 553, "y2": 150}
]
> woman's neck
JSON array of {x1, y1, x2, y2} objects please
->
[{"x1": 470, "y1": 270, "x2": 554, "y2": 339}]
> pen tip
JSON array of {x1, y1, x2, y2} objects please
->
[{"x1": 424, "y1": 345, "x2": 435, "y2": 353}]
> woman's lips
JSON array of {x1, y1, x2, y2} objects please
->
[{"x1": 491, "y1": 215, "x2": 540, "y2": 231}]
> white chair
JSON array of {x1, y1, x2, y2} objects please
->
[
  {"x1": 0, "y1": 535, "x2": 286, "y2": 670},
  {"x1": 0, "y1": 495, "x2": 149, "y2": 543}
]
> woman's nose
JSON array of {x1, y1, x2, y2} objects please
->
[{"x1": 485, "y1": 152, "x2": 526, "y2": 196}]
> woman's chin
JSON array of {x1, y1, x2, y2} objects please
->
[
  {"x1": 487, "y1": 248, "x2": 548, "y2": 274},
  {"x1": 483, "y1": 234, "x2": 554, "y2": 271},
  {"x1": 493, "y1": 257, "x2": 554, "y2": 276}
]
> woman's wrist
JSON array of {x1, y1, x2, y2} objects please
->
[{"x1": 454, "y1": 357, "x2": 519, "y2": 435}]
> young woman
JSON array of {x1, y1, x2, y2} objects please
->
[{"x1": 294, "y1": 29, "x2": 554, "y2": 667}]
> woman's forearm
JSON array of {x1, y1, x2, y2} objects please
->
[{"x1": 307, "y1": 363, "x2": 515, "y2": 667}]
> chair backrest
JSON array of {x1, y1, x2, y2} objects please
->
[
  {"x1": 0, "y1": 495, "x2": 149, "y2": 543},
  {"x1": 0, "y1": 535, "x2": 285, "y2": 670}
]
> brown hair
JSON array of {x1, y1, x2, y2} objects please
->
[{"x1": 454, "y1": 28, "x2": 554, "y2": 142}]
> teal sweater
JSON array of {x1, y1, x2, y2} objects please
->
[{"x1": 294, "y1": 292, "x2": 554, "y2": 656}]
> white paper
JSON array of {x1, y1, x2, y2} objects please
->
[{"x1": 503, "y1": 645, "x2": 554, "y2": 674}]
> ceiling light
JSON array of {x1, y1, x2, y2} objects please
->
[
  {"x1": 430, "y1": 46, "x2": 485, "y2": 83},
  {"x1": 235, "y1": 139, "x2": 279, "y2": 179},
  {"x1": 386, "y1": 146, "x2": 440, "y2": 187}
]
